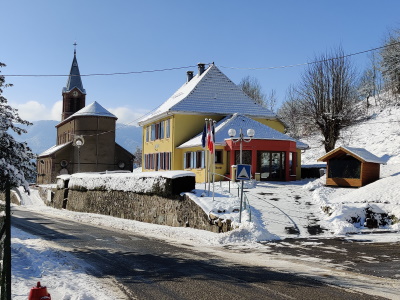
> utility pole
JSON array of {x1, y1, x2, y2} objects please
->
[{"x1": 3, "y1": 180, "x2": 11, "y2": 300}]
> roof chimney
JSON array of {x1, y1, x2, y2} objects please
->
[
  {"x1": 198, "y1": 63, "x2": 205, "y2": 76},
  {"x1": 187, "y1": 71, "x2": 194, "y2": 82}
]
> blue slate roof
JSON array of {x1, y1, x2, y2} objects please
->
[
  {"x1": 138, "y1": 64, "x2": 277, "y2": 125},
  {"x1": 63, "y1": 52, "x2": 86, "y2": 94},
  {"x1": 178, "y1": 114, "x2": 309, "y2": 150}
]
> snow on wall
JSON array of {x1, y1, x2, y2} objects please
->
[{"x1": 63, "y1": 171, "x2": 195, "y2": 194}]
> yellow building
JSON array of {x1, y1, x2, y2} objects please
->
[{"x1": 138, "y1": 63, "x2": 308, "y2": 183}]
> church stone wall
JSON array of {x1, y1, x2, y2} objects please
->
[{"x1": 115, "y1": 144, "x2": 134, "y2": 171}]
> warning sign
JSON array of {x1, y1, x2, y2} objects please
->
[{"x1": 236, "y1": 164, "x2": 251, "y2": 181}]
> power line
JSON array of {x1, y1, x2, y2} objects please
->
[
  {"x1": 3, "y1": 41, "x2": 400, "y2": 77},
  {"x1": 219, "y1": 41, "x2": 400, "y2": 71},
  {"x1": 2, "y1": 65, "x2": 201, "y2": 77}
]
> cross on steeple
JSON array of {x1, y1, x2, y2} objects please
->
[{"x1": 73, "y1": 41, "x2": 77, "y2": 55}]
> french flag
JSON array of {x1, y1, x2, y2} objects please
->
[{"x1": 207, "y1": 122, "x2": 215, "y2": 153}]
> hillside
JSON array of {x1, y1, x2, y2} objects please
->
[
  {"x1": 297, "y1": 100, "x2": 400, "y2": 234},
  {"x1": 10, "y1": 120, "x2": 142, "y2": 155},
  {"x1": 301, "y1": 103, "x2": 400, "y2": 166}
]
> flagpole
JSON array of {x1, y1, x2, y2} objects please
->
[
  {"x1": 212, "y1": 120, "x2": 216, "y2": 201},
  {"x1": 207, "y1": 119, "x2": 211, "y2": 196},
  {"x1": 202, "y1": 119, "x2": 208, "y2": 193}
]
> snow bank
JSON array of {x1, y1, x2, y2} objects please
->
[
  {"x1": 306, "y1": 173, "x2": 400, "y2": 235},
  {"x1": 12, "y1": 227, "x2": 125, "y2": 300}
]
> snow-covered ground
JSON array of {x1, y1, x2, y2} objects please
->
[{"x1": 10, "y1": 102, "x2": 400, "y2": 299}]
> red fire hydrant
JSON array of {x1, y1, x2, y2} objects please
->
[{"x1": 28, "y1": 282, "x2": 51, "y2": 300}]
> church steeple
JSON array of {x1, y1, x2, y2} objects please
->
[
  {"x1": 63, "y1": 43, "x2": 86, "y2": 94},
  {"x1": 61, "y1": 44, "x2": 86, "y2": 121}
]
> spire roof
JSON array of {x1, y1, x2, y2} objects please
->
[{"x1": 63, "y1": 50, "x2": 86, "y2": 94}]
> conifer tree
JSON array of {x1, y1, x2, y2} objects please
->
[{"x1": 0, "y1": 62, "x2": 36, "y2": 191}]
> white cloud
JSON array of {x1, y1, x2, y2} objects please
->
[
  {"x1": 11, "y1": 100, "x2": 62, "y2": 122},
  {"x1": 107, "y1": 107, "x2": 149, "y2": 126},
  {"x1": 13, "y1": 101, "x2": 52, "y2": 121},
  {"x1": 11, "y1": 100, "x2": 148, "y2": 124},
  {"x1": 50, "y1": 101, "x2": 62, "y2": 121}
]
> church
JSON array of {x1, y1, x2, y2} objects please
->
[{"x1": 36, "y1": 48, "x2": 133, "y2": 184}]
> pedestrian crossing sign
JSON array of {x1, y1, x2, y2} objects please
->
[{"x1": 236, "y1": 164, "x2": 251, "y2": 181}]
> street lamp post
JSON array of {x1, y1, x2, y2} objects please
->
[
  {"x1": 73, "y1": 136, "x2": 85, "y2": 173},
  {"x1": 228, "y1": 127, "x2": 255, "y2": 223}
]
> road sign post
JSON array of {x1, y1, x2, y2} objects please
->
[{"x1": 236, "y1": 164, "x2": 251, "y2": 223}]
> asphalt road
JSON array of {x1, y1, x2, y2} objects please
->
[
  {"x1": 259, "y1": 237, "x2": 400, "y2": 279},
  {"x1": 12, "y1": 207, "x2": 386, "y2": 300}
]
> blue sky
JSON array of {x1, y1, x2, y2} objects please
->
[{"x1": 2, "y1": 0, "x2": 400, "y2": 124}]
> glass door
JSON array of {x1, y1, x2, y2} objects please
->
[
  {"x1": 260, "y1": 152, "x2": 271, "y2": 179},
  {"x1": 258, "y1": 151, "x2": 285, "y2": 181}
]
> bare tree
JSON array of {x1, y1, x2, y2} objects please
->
[
  {"x1": 368, "y1": 52, "x2": 383, "y2": 106},
  {"x1": 239, "y1": 76, "x2": 266, "y2": 107},
  {"x1": 278, "y1": 85, "x2": 303, "y2": 139},
  {"x1": 380, "y1": 29, "x2": 400, "y2": 98},
  {"x1": 358, "y1": 54, "x2": 383, "y2": 111},
  {"x1": 297, "y1": 48, "x2": 360, "y2": 152},
  {"x1": 265, "y1": 89, "x2": 277, "y2": 112},
  {"x1": 358, "y1": 68, "x2": 375, "y2": 111},
  {"x1": 133, "y1": 146, "x2": 142, "y2": 168},
  {"x1": 239, "y1": 76, "x2": 277, "y2": 111}
]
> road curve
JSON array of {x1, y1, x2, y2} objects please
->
[{"x1": 12, "y1": 207, "x2": 385, "y2": 300}]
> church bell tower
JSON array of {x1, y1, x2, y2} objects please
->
[{"x1": 61, "y1": 43, "x2": 86, "y2": 120}]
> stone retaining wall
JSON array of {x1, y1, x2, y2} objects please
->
[
  {"x1": 0, "y1": 190, "x2": 22, "y2": 205},
  {"x1": 43, "y1": 173, "x2": 232, "y2": 233}
]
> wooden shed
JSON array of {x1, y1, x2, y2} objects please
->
[{"x1": 317, "y1": 146, "x2": 386, "y2": 187}]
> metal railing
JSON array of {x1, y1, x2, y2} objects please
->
[{"x1": 209, "y1": 173, "x2": 252, "y2": 222}]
